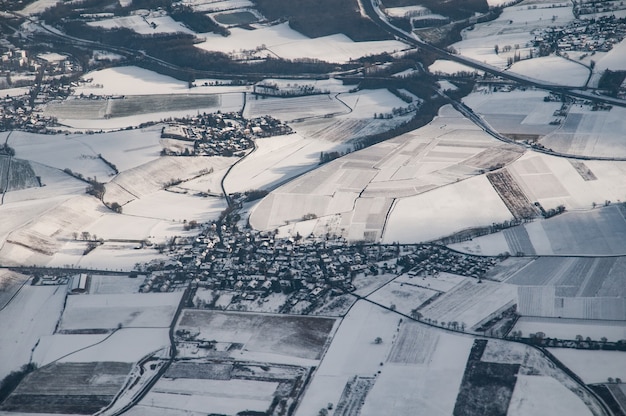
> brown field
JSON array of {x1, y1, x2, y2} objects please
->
[
  {"x1": 0, "y1": 362, "x2": 131, "y2": 414},
  {"x1": 487, "y1": 168, "x2": 539, "y2": 220}
]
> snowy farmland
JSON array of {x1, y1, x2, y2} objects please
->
[
  {"x1": 453, "y1": 205, "x2": 626, "y2": 256},
  {"x1": 250, "y1": 105, "x2": 525, "y2": 242},
  {"x1": 451, "y1": 1, "x2": 575, "y2": 69},
  {"x1": 57, "y1": 292, "x2": 182, "y2": 332},
  {"x1": 196, "y1": 22, "x2": 409, "y2": 63}
]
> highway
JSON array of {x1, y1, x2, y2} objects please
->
[{"x1": 359, "y1": 0, "x2": 626, "y2": 108}]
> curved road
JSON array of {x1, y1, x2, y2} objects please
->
[{"x1": 359, "y1": 0, "x2": 626, "y2": 108}]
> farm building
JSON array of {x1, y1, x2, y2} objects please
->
[{"x1": 70, "y1": 273, "x2": 89, "y2": 294}]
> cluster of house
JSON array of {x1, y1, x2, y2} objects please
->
[
  {"x1": 535, "y1": 15, "x2": 626, "y2": 53},
  {"x1": 0, "y1": 44, "x2": 80, "y2": 133},
  {"x1": 139, "y1": 218, "x2": 498, "y2": 313},
  {"x1": 574, "y1": 0, "x2": 626, "y2": 17},
  {"x1": 160, "y1": 112, "x2": 293, "y2": 156}
]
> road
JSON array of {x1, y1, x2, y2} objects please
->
[{"x1": 359, "y1": 0, "x2": 626, "y2": 108}]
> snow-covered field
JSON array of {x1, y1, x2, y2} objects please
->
[
  {"x1": 540, "y1": 105, "x2": 626, "y2": 157},
  {"x1": 383, "y1": 175, "x2": 513, "y2": 243},
  {"x1": 547, "y1": 349, "x2": 626, "y2": 384},
  {"x1": 508, "y1": 375, "x2": 592, "y2": 416},
  {"x1": 58, "y1": 292, "x2": 182, "y2": 331},
  {"x1": 75, "y1": 66, "x2": 251, "y2": 97},
  {"x1": 506, "y1": 56, "x2": 590, "y2": 87},
  {"x1": 250, "y1": 105, "x2": 522, "y2": 242},
  {"x1": 451, "y1": 2, "x2": 575, "y2": 69},
  {"x1": 224, "y1": 133, "x2": 348, "y2": 193},
  {"x1": 196, "y1": 22, "x2": 409, "y2": 63},
  {"x1": 87, "y1": 15, "x2": 194, "y2": 35},
  {"x1": 0, "y1": 285, "x2": 67, "y2": 380}
]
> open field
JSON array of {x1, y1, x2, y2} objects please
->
[
  {"x1": 244, "y1": 94, "x2": 348, "y2": 121},
  {"x1": 177, "y1": 310, "x2": 336, "y2": 360},
  {"x1": 251, "y1": 105, "x2": 519, "y2": 242},
  {"x1": 87, "y1": 14, "x2": 194, "y2": 35},
  {"x1": 89, "y1": 274, "x2": 143, "y2": 295},
  {"x1": 507, "y1": 56, "x2": 590, "y2": 87},
  {"x1": 387, "y1": 321, "x2": 440, "y2": 365},
  {"x1": 196, "y1": 22, "x2": 408, "y2": 63},
  {"x1": 104, "y1": 156, "x2": 234, "y2": 205},
  {"x1": 0, "y1": 269, "x2": 30, "y2": 309},
  {"x1": 508, "y1": 375, "x2": 593, "y2": 416},
  {"x1": 0, "y1": 285, "x2": 67, "y2": 380},
  {"x1": 74, "y1": 66, "x2": 250, "y2": 97},
  {"x1": 367, "y1": 281, "x2": 438, "y2": 316},
  {"x1": 540, "y1": 106, "x2": 626, "y2": 158},
  {"x1": 224, "y1": 133, "x2": 348, "y2": 193},
  {"x1": 122, "y1": 191, "x2": 226, "y2": 222},
  {"x1": 452, "y1": 205, "x2": 626, "y2": 256},
  {"x1": 58, "y1": 292, "x2": 181, "y2": 332},
  {"x1": 548, "y1": 349, "x2": 626, "y2": 384},
  {"x1": 418, "y1": 279, "x2": 517, "y2": 330},
  {"x1": 0, "y1": 361, "x2": 131, "y2": 414},
  {"x1": 463, "y1": 89, "x2": 562, "y2": 137}
]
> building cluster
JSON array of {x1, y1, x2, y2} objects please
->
[
  {"x1": 574, "y1": 0, "x2": 626, "y2": 17},
  {"x1": 0, "y1": 44, "x2": 80, "y2": 133},
  {"x1": 160, "y1": 112, "x2": 293, "y2": 157},
  {"x1": 535, "y1": 15, "x2": 626, "y2": 53},
  {"x1": 139, "y1": 218, "x2": 499, "y2": 313}
]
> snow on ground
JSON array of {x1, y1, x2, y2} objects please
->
[
  {"x1": 452, "y1": 3, "x2": 575, "y2": 69},
  {"x1": 32, "y1": 333, "x2": 107, "y2": 367},
  {"x1": 19, "y1": 0, "x2": 57, "y2": 15},
  {"x1": 507, "y1": 375, "x2": 592, "y2": 416},
  {"x1": 244, "y1": 94, "x2": 349, "y2": 121},
  {"x1": 90, "y1": 274, "x2": 143, "y2": 294},
  {"x1": 540, "y1": 105, "x2": 626, "y2": 157},
  {"x1": 383, "y1": 175, "x2": 513, "y2": 243},
  {"x1": 0, "y1": 87, "x2": 30, "y2": 97},
  {"x1": 0, "y1": 195, "x2": 106, "y2": 266},
  {"x1": 84, "y1": 212, "x2": 194, "y2": 241},
  {"x1": 338, "y1": 88, "x2": 418, "y2": 119},
  {"x1": 595, "y1": 37, "x2": 626, "y2": 72},
  {"x1": 224, "y1": 133, "x2": 348, "y2": 193},
  {"x1": 87, "y1": 15, "x2": 194, "y2": 35},
  {"x1": 139, "y1": 378, "x2": 278, "y2": 415},
  {"x1": 182, "y1": 0, "x2": 255, "y2": 13},
  {"x1": 250, "y1": 105, "x2": 517, "y2": 242},
  {"x1": 75, "y1": 243, "x2": 170, "y2": 271},
  {"x1": 9, "y1": 131, "x2": 116, "y2": 180},
  {"x1": 513, "y1": 317, "x2": 626, "y2": 342},
  {"x1": 46, "y1": 93, "x2": 244, "y2": 131},
  {"x1": 58, "y1": 327, "x2": 170, "y2": 363},
  {"x1": 507, "y1": 56, "x2": 590, "y2": 87},
  {"x1": 547, "y1": 349, "x2": 626, "y2": 384},
  {"x1": 295, "y1": 300, "x2": 402, "y2": 416},
  {"x1": 429, "y1": 59, "x2": 481, "y2": 75},
  {"x1": 122, "y1": 191, "x2": 226, "y2": 223},
  {"x1": 360, "y1": 330, "x2": 474, "y2": 416},
  {"x1": 70, "y1": 127, "x2": 162, "y2": 172},
  {"x1": 0, "y1": 284, "x2": 67, "y2": 380},
  {"x1": 463, "y1": 88, "x2": 562, "y2": 136},
  {"x1": 383, "y1": 5, "x2": 430, "y2": 18},
  {"x1": 58, "y1": 292, "x2": 181, "y2": 331},
  {"x1": 196, "y1": 22, "x2": 409, "y2": 63},
  {"x1": 103, "y1": 156, "x2": 234, "y2": 205},
  {"x1": 75, "y1": 66, "x2": 250, "y2": 97}
]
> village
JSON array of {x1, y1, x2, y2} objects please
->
[{"x1": 130, "y1": 211, "x2": 499, "y2": 315}]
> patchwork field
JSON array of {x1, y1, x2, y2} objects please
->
[
  {"x1": 177, "y1": 310, "x2": 336, "y2": 360},
  {"x1": 0, "y1": 361, "x2": 131, "y2": 414},
  {"x1": 251, "y1": 105, "x2": 523, "y2": 242},
  {"x1": 452, "y1": 205, "x2": 626, "y2": 256}
]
